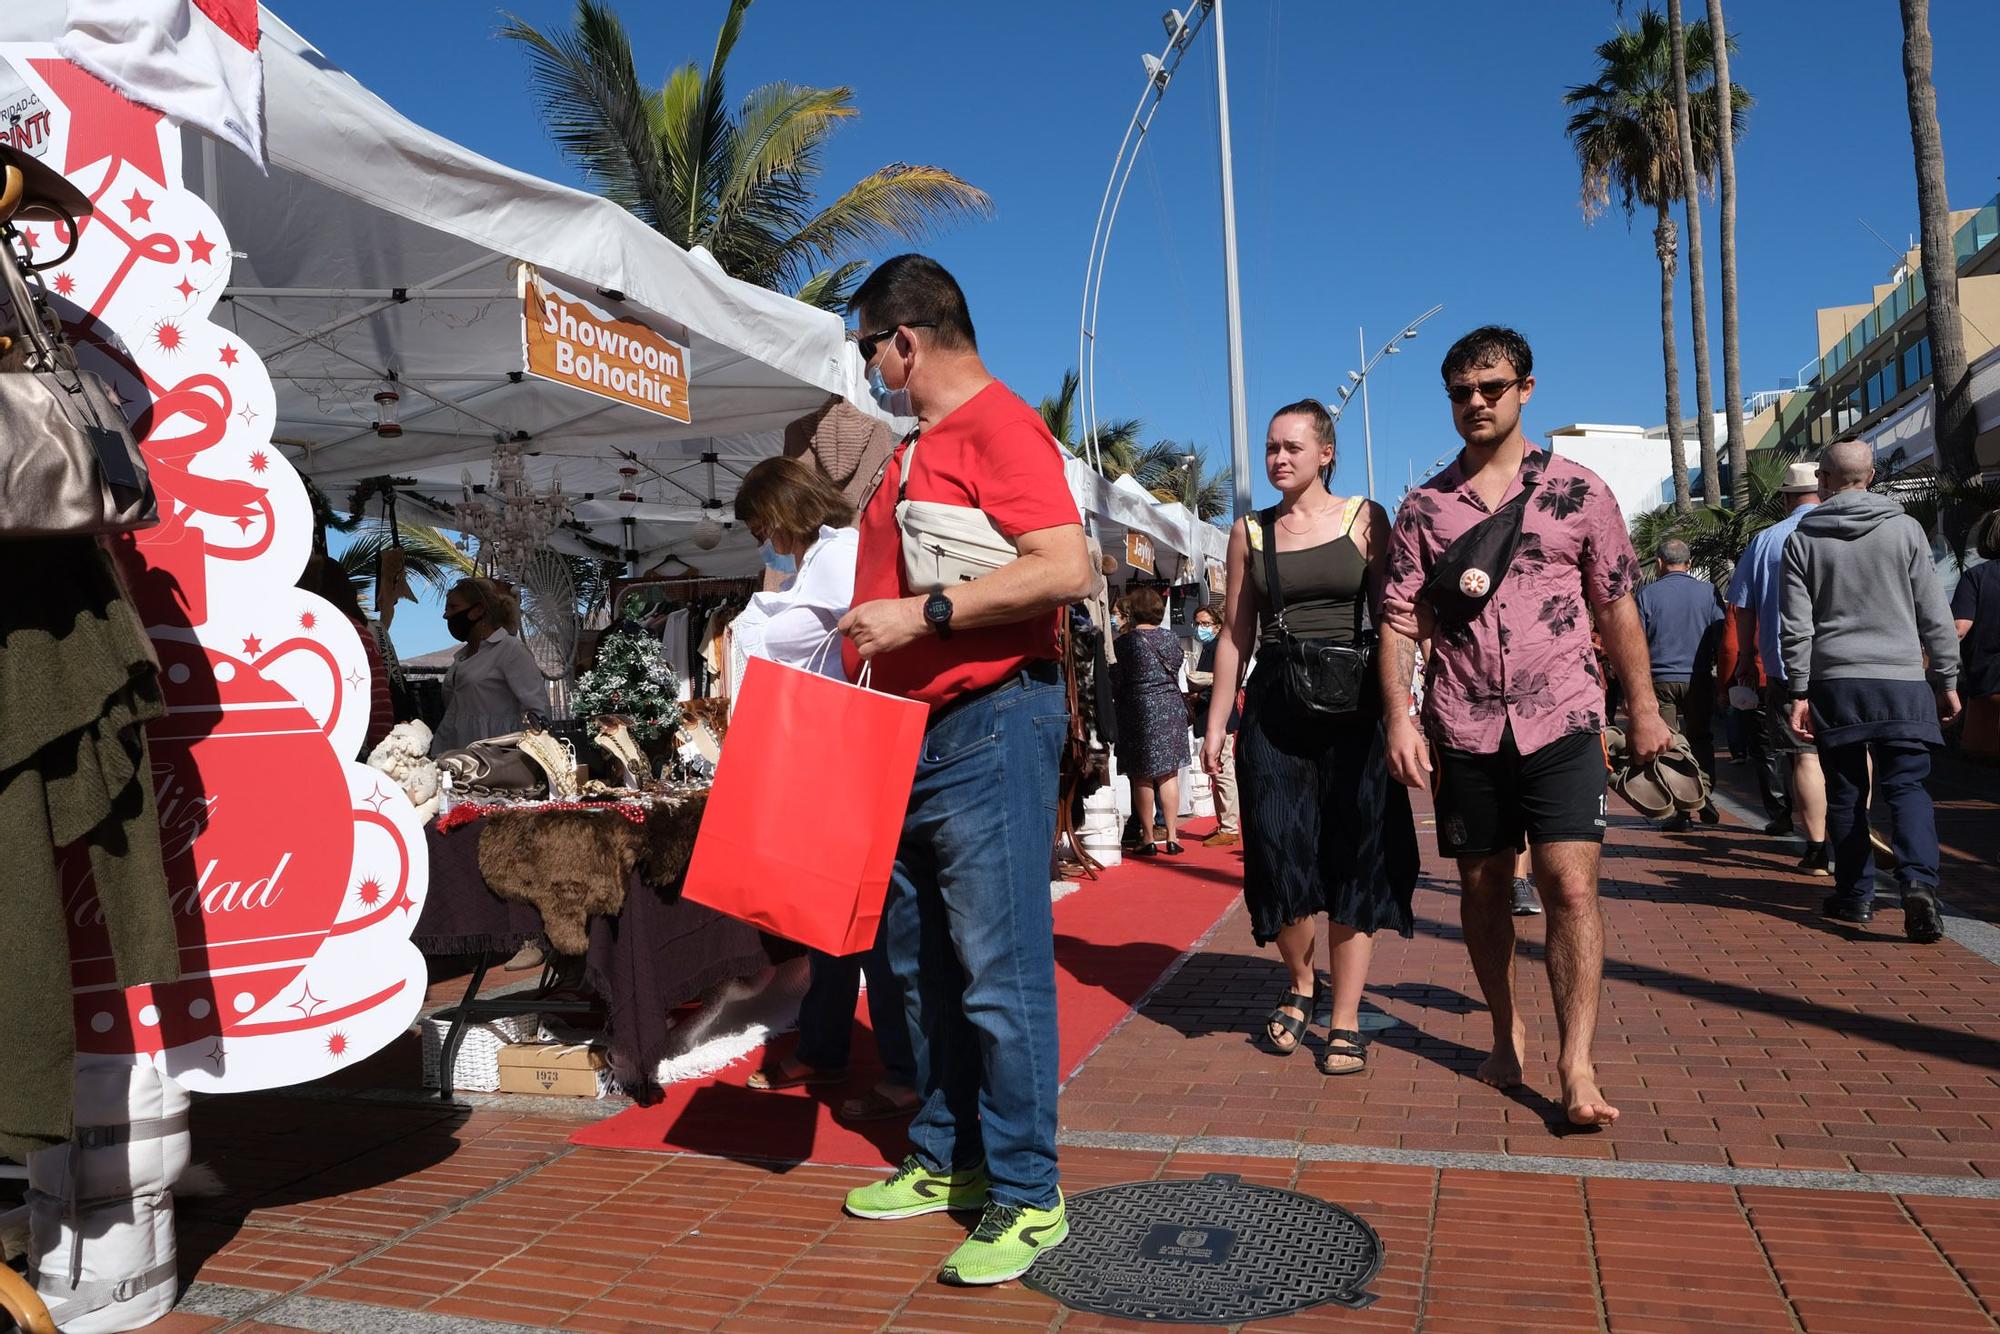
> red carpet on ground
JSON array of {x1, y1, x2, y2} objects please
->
[{"x1": 569, "y1": 824, "x2": 1242, "y2": 1166}]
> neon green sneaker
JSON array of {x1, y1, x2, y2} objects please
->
[
  {"x1": 844, "y1": 1155, "x2": 990, "y2": 1220},
  {"x1": 940, "y1": 1195, "x2": 1068, "y2": 1286}
]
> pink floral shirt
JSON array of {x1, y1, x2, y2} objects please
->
[{"x1": 1386, "y1": 448, "x2": 1641, "y2": 756}]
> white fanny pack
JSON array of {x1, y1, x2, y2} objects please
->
[{"x1": 894, "y1": 430, "x2": 1018, "y2": 589}]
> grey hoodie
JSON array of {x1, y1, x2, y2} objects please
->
[{"x1": 1779, "y1": 489, "x2": 1958, "y2": 692}]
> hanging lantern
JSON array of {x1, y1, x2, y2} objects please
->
[
  {"x1": 689, "y1": 450, "x2": 724, "y2": 549},
  {"x1": 372, "y1": 372, "x2": 402, "y2": 439},
  {"x1": 616, "y1": 464, "x2": 640, "y2": 505}
]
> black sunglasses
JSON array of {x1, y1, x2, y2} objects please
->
[
  {"x1": 1445, "y1": 376, "x2": 1524, "y2": 405},
  {"x1": 850, "y1": 321, "x2": 935, "y2": 364}
]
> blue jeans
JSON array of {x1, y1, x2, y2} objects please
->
[
  {"x1": 1821, "y1": 740, "x2": 1940, "y2": 903},
  {"x1": 794, "y1": 928, "x2": 915, "y2": 1087},
  {"x1": 885, "y1": 672, "x2": 1067, "y2": 1210}
]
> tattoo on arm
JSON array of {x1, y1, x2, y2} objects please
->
[{"x1": 1380, "y1": 627, "x2": 1418, "y2": 715}]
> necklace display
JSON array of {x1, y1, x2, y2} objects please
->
[
  {"x1": 516, "y1": 728, "x2": 580, "y2": 801},
  {"x1": 590, "y1": 718, "x2": 651, "y2": 788}
]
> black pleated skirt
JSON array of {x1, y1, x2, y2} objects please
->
[{"x1": 1235, "y1": 661, "x2": 1420, "y2": 945}]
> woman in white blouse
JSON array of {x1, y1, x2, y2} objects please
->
[
  {"x1": 730, "y1": 458, "x2": 917, "y2": 1121},
  {"x1": 430, "y1": 577, "x2": 550, "y2": 757}
]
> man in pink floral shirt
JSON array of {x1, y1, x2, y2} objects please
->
[{"x1": 1380, "y1": 326, "x2": 1669, "y2": 1130}]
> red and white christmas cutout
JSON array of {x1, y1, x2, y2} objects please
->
[{"x1": 1, "y1": 47, "x2": 429, "y2": 1093}]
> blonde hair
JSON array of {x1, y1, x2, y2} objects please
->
[{"x1": 449, "y1": 576, "x2": 521, "y2": 634}]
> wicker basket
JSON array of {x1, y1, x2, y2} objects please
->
[{"x1": 418, "y1": 1013, "x2": 544, "y2": 1092}]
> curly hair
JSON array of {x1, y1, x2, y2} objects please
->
[{"x1": 1441, "y1": 325, "x2": 1534, "y2": 383}]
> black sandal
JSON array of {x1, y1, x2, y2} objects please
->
[
  {"x1": 1160, "y1": 841, "x2": 1186, "y2": 856},
  {"x1": 1319, "y1": 1028, "x2": 1369, "y2": 1076},
  {"x1": 1263, "y1": 990, "x2": 1314, "y2": 1056},
  {"x1": 1131, "y1": 842, "x2": 1159, "y2": 857}
]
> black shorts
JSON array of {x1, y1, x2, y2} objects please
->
[{"x1": 1432, "y1": 727, "x2": 1609, "y2": 858}]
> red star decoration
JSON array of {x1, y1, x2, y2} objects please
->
[
  {"x1": 233, "y1": 516, "x2": 254, "y2": 532},
  {"x1": 52, "y1": 273, "x2": 76, "y2": 297},
  {"x1": 299, "y1": 611, "x2": 317, "y2": 631},
  {"x1": 247, "y1": 449, "x2": 268, "y2": 473},
  {"x1": 16, "y1": 229, "x2": 36, "y2": 253},
  {"x1": 32, "y1": 59, "x2": 168, "y2": 186},
  {"x1": 326, "y1": 1032, "x2": 349, "y2": 1060},
  {"x1": 392, "y1": 887, "x2": 417, "y2": 915},
  {"x1": 122, "y1": 190, "x2": 154, "y2": 223},
  {"x1": 240, "y1": 635, "x2": 263, "y2": 657},
  {"x1": 186, "y1": 232, "x2": 216, "y2": 264},
  {"x1": 219, "y1": 344, "x2": 240, "y2": 367},
  {"x1": 175, "y1": 277, "x2": 197, "y2": 300},
  {"x1": 151, "y1": 320, "x2": 182, "y2": 353},
  {"x1": 354, "y1": 878, "x2": 384, "y2": 909}
]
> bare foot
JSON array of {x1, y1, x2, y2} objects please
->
[
  {"x1": 1475, "y1": 1021, "x2": 1527, "y2": 1089},
  {"x1": 1562, "y1": 1073, "x2": 1621, "y2": 1128}
]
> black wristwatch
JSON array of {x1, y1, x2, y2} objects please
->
[{"x1": 923, "y1": 590, "x2": 955, "y2": 640}]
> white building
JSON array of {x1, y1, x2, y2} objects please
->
[{"x1": 1546, "y1": 413, "x2": 1727, "y2": 525}]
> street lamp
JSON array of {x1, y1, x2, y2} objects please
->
[{"x1": 1331, "y1": 303, "x2": 1444, "y2": 502}]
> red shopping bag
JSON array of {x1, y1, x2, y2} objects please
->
[{"x1": 681, "y1": 655, "x2": 927, "y2": 954}]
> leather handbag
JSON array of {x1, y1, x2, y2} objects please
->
[
  {"x1": 0, "y1": 229, "x2": 155, "y2": 538},
  {"x1": 1255, "y1": 502, "x2": 1372, "y2": 717},
  {"x1": 893, "y1": 430, "x2": 1018, "y2": 589}
]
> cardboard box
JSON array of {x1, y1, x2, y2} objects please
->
[{"x1": 496, "y1": 1042, "x2": 610, "y2": 1098}]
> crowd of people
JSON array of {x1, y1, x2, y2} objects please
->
[{"x1": 422, "y1": 251, "x2": 1989, "y2": 1287}]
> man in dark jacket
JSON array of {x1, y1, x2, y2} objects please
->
[
  {"x1": 1635, "y1": 538, "x2": 1723, "y2": 829},
  {"x1": 1780, "y1": 439, "x2": 1961, "y2": 941}
]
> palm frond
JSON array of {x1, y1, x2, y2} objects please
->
[
  {"x1": 336, "y1": 522, "x2": 478, "y2": 611},
  {"x1": 1040, "y1": 369, "x2": 1081, "y2": 449},
  {"x1": 499, "y1": 4, "x2": 674, "y2": 227},
  {"x1": 792, "y1": 259, "x2": 868, "y2": 312},
  {"x1": 780, "y1": 164, "x2": 993, "y2": 284}
]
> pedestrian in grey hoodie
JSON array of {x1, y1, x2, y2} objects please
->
[{"x1": 1779, "y1": 439, "x2": 1962, "y2": 942}]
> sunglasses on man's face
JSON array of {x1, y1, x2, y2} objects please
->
[
  {"x1": 849, "y1": 321, "x2": 936, "y2": 365},
  {"x1": 1445, "y1": 376, "x2": 1524, "y2": 405}
]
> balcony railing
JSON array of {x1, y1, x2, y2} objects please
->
[{"x1": 1813, "y1": 195, "x2": 2000, "y2": 386}]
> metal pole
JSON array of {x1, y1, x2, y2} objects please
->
[
  {"x1": 1358, "y1": 324, "x2": 1376, "y2": 502},
  {"x1": 1211, "y1": 0, "x2": 1253, "y2": 519}
]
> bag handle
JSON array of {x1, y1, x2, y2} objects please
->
[
  {"x1": 1258, "y1": 506, "x2": 1292, "y2": 639},
  {"x1": 805, "y1": 626, "x2": 883, "y2": 694}
]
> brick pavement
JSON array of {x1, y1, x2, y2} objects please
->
[{"x1": 34, "y1": 771, "x2": 2000, "y2": 1332}]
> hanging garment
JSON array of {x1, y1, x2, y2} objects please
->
[
  {"x1": 0, "y1": 537, "x2": 179, "y2": 1162},
  {"x1": 661, "y1": 608, "x2": 692, "y2": 701},
  {"x1": 783, "y1": 396, "x2": 898, "y2": 508}
]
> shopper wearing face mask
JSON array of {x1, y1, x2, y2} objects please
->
[
  {"x1": 429, "y1": 577, "x2": 550, "y2": 757},
  {"x1": 727, "y1": 458, "x2": 920, "y2": 1120},
  {"x1": 1185, "y1": 603, "x2": 1241, "y2": 846}
]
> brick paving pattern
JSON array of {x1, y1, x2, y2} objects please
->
[{"x1": 36, "y1": 761, "x2": 2000, "y2": 1332}]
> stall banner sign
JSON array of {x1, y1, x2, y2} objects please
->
[
  {"x1": 0, "y1": 48, "x2": 429, "y2": 1094},
  {"x1": 1126, "y1": 530, "x2": 1157, "y2": 575},
  {"x1": 1207, "y1": 560, "x2": 1226, "y2": 597},
  {"x1": 522, "y1": 266, "x2": 691, "y2": 423}
]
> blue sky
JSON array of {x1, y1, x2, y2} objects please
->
[{"x1": 301, "y1": 0, "x2": 2000, "y2": 656}]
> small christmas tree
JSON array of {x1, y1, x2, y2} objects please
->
[{"x1": 572, "y1": 631, "x2": 682, "y2": 742}]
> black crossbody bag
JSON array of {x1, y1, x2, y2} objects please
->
[{"x1": 1259, "y1": 504, "x2": 1373, "y2": 716}]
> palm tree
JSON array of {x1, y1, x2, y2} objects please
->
[
  {"x1": 1133, "y1": 441, "x2": 1232, "y2": 522},
  {"x1": 1039, "y1": 368, "x2": 1146, "y2": 479},
  {"x1": 1897, "y1": 0, "x2": 1978, "y2": 487},
  {"x1": 1666, "y1": 0, "x2": 1718, "y2": 507},
  {"x1": 1565, "y1": 9, "x2": 1748, "y2": 514},
  {"x1": 1705, "y1": 0, "x2": 1750, "y2": 508},
  {"x1": 501, "y1": 0, "x2": 991, "y2": 311},
  {"x1": 1626, "y1": 439, "x2": 1808, "y2": 586},
  {"x1": 334, "y1": 521, "x2": 479, "y2": 613}
]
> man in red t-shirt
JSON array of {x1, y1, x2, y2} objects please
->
[{"x1": 834, "y1": 255, "x2": 1092, "y2": 1285}]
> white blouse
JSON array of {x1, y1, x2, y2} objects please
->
[
  {"x1": 728, "y1": 526, "x2": 859, "y2": 700},
  {"x1": 430, "y1": 627, "x2": 550, "y2": 756}
]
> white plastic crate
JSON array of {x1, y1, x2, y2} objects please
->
[{"x1": 418, "y1": 1012, "x2": 544, "y2": 1092}]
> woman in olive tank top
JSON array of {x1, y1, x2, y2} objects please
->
[{"x1": 1199, "y1": 401, "x2": 1419, "y2": 1076}]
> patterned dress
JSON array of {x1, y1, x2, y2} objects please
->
[{"x1": 1111, "y1": 626, "x2": 1191, "y2": 782}]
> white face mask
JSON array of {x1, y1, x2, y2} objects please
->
[{"x1": 869, "y1": 366, "x2": 914, "y2": 419}]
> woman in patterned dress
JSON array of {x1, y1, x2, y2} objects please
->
[{"x1": 1112, "y1": 586, "x2": 1193, "y2": 855}]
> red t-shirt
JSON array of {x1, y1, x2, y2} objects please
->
[{"x1": 844, "y1": 382, "x2": 1082, "y2": 708}]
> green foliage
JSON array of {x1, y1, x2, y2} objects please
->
[
  {"x1": 502, "y1": 0, "x2": 991, "y2": 310},
  {"x1": 1038, "y1": 369, "x2": 1230, "y2": 522},
  {"x1": 1563, "y1": 8, "x2": 1751, "y2": 222},
  {"x1": 1627, "y1": 441, "x2": 1808, "y2": 585},
  {"x1": 335, "y1": 521, "x2": 478, "y2": 613},
  {"x1": 572, "y1": 630, "x2": 682, "y2": 741}
]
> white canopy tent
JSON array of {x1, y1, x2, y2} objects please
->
[
  {"x1": 1073, "y1": 467, "x2": 1227, "y2": 586},
  {"x1": 2, "y1": 1, "x2": 874, "y2": 576}
]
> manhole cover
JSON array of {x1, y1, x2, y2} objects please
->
[{"x1": 1024, "y1": 1172, "x2": 1381, "y2": 1322}]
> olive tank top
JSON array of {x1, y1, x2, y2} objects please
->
[{"x1": 1249, "y1": 500, "x2": 1369, "y2": 647}]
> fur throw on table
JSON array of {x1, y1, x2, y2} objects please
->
[{"x1": 477, "y1": 808, "x2": 641, "y2": 954}]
